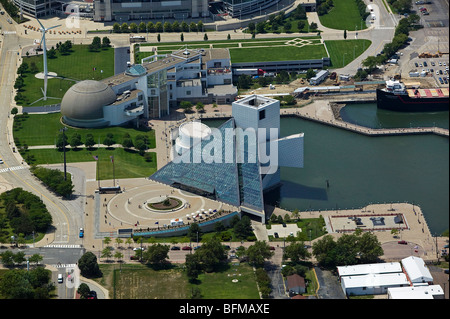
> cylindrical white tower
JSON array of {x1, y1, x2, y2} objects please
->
[{"x1": 175, "y1": 121, "x2": 212, "y2": 155}]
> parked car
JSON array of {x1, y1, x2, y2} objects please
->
[
  {"x1": 0, "y1": 158, "x2": 3, "y2": 164},
  {"x1": 58, "y1": 274, "x2": 64, "y2": 283},
  {"x1": 87, "y1": 291, "x2": 98, "y2": 299},
  {"x1": 423, "y1": 61, "x2": 428, "y2": 67},
  {"x1": 182, "y1": 246, "x2": 192, "y2": 251},
  {"x1": 79, "y1": 228, "x2": 84, "y2": 238},
  {"x1": 269, "y1": 246, "x2": 275, "y2": 250},
  {"x1": 415, "y1": 62, "x2": 419, "y2": 67},
  {"x1": 274, "y1": 232, "x2": 279, "y2": 238},
  {"x1": 398, "y1": 240, "x2": 408, "y2": 245},
  {"x1": 170, "y1": 246, "x2": 180, "y2": 250},
  {"x1": 130, "y1": 255, "x2": 139, "y2": 260}
]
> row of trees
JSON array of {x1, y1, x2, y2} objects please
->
[
  {"x1": 56, "y1": 132, "x2": 152, "y2": 159},
  {"x1": 360, "y1": 14, "x2": 420, "y2": 79},
  {"x1": 30, "y1": 167, "x2": 74, "y2": 198},
  {"x1": 387, "y1": 0, "x2": 413, "y2": 14},
  {"x1": 113, "y1": 20, "x2": 205, "y2": 34},
  {"x1": 88, "y1": 36, "x2": 111, "y2": 52},
  {"x1": 248, "y1": 7, "x2": 316, "y2": 35},
  {"x1": 317, "y1": 0, "x2": 335, "y2": 16}
]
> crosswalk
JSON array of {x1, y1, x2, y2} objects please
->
[
  {"x1": 0, "y1": 165, "x2": 25, "y2": 174},
  {"x1": 51, "y1": 263, "x2": 77, "y2": 269},
  {"x1": 44, "y1": 244, "x2": 82, "y2": 249}
]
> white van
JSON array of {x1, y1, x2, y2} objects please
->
[{"x1": 57, "y1": 274, "x2": 63, "y2": 284}]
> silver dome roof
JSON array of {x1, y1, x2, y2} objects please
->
[{"x1": 61, "y1": 80, "x2": 116, "y2": 120}]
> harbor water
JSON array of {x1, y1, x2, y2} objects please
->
[{"x1": 202, "y1": 113, "x2": 449, "y2": 235}]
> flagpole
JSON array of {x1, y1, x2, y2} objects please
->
[
  {"x1": 111, "y1": 155, "x2": 115, "y2": 187},
  {"x1": 98, "y1": 157, "x2": 100, "y2": 189}
]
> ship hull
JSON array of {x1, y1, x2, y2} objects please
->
[{"x1": 376, "y1": 89, "x2": 449, "y2": 112}]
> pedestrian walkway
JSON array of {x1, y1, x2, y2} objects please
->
[{"x1": 0, "y1": 165, "x2": 25, "y2": 174}]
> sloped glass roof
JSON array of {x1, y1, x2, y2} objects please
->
[{"x1": 149, "y1": 118, "x2": 264, "y2": 212}]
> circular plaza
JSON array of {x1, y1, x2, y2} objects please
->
[{"x1": 102, "y1": 179, "x2": 237, "y2": 230}]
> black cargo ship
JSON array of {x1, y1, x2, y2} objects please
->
[{"x1": 376, "y1": 80, "x2": 449, "y2": 112}]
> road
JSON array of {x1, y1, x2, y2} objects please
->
[{"x1": 0, "y1": 2, "x2": 400, "y2": 299}]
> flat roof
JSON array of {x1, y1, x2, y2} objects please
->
[
  {"x1": 233, "y1": 94, "x2": 278, "y2": 109},
  {"x1": 341, "y1": 273, "x2": 409, "y2": 289},
  {"x1": 388, "y1": 285, "x2": 444, "y2": 299},
  {"x1": 337, "y1": 262, "x2": 402, "y2": 277}
]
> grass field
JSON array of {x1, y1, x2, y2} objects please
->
[
  {"x1": 143, "y1": 36, "x2": 327, "y2": 63},
  {"x1": 22, "y1": 148, "x2": 157, "y2": 180},
  {"x1": 13, "y1": 112, "x2": 155, "y2": 148},
  {"x1": 324, "y1": 39, "x2": 372, "y2": 68},
  {"x1": 96, "y1": 262, "x2": 259, "y2": 299},
  {"x1": 318, "y1": 0, "x2": 368, "y2": 31},
  {"x1": 19, "y1": 45, "x2": 114, "y2": 107}
]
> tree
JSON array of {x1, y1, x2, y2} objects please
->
[
  {"x1": 284, "y1": 241, "x2": 311, "y2": 263},
  {"x1": 195, "y1": 237, "x2": 226, "y2": 272},
  {"x1": 181, "y1": 21, "x2": 189, "y2": 32},
  {"x1": 77, "y1": 283, "x2": 91, "y2": 299},
  {"x1": 122, "y1": 137, "x2": 134, "y2": 149},
  {"x1": 102, "y1": 37, "x2": 111, "y2": 48},
  {"x1": 297, "y1": 20, "x2": 306, "y2": 32},
  {"x1": 237, "y1": 74, "x2": 252, "y2": 89},
  {"x1": 195, "y1": 102, "x2": 205, "y2": 113},
  {"x1": 180, "y1": 33, "x2": 184, "y2": 42},
  {"x1": 157, "y1": 33, "x2": 161, "y2": 43},
  {"x1": 55, "y1": 132, "x2": 68, "y2": 150},
  {"x1": 78, "y1": 252, "x2": 102, "y2": 278},
  {"x1": 121, "y1": 23, "x2": 129, "y2": 33},
  {"x1": 156, "y1": 22, "x2": 164, "y2": 33},
  {"x1": 256, "y1": 21, "x2": 265, "y2": 34},
  {"x1": 309, "y1": 22, "x2": 318, "y2": 30},
  {"x1": 344, "y1": 29, "x2": 347, "y2": 39},
  {"x1": 203, "y1": 33, "x2": 208, "y2": 41},
  {"x1": 147, "y1": 22, "x2": 155, "y2": 33},
  {"x1": 172, "y1": 21, "x2": 180, "y2": 32},
  {"x1": 306, "y1": 68, "x2": 316, "y2": 80},
  {"x1": 101, "y1": 247, "x2": 113, "y2": 261},
  {"x1": 189, "y1": 22, "x2": 197, "y2": 32},
  {"x1": 47, "y1": 47, "x2": 57, "y2": 59},
  {"x1": 197, "y1": 20, "x2": 204, "y2": 32},
  {"x1": 227, "y1": 33, "x2": 231, "y2": 40},
  {"x1": 248, "y1": 22, "x2": 255, "y2": 33},
  {"x1": 233, "y1": 216, "x2": 253, "y2": 240},
  {"x1": 143, "y1": 243, "x2": 170, "y2": 265},
  {"x1": 312, "y1": 235, "x2": 337, "y2": 268},
  {"x1": 138, "y1": 22, "x2": 146, "y2": 33},
  {"x1": 246, "y1": 241, "x2": 274, "y2": 267},
  {"x1": 357, "y1": 232, "x2": 384, "y2": 263},
  {"x1": 103, "y1": 133, "x2": 115, "y2": 148},
  {"x1": 180, "y1": 100, "x2": 193, "y2": 113},
  {"x1": 187, "y1": 223, "x2": 201, "y2": 242},
  {"x1": 69, "y1": 133, "x2": 82, "y2": 149},
  {"x1": 84, "y1": 133, "x2": 96, "y2": 149},
  {"x1": 185, "y1": 253, "x2": 201, "y2": 283},
  {"x1": 89, "y1": 36, "x2": 102, "y2": 51},
  {"x1": 163, "y1": 22, "x2": 172, "y2": 32},
  {"x1": 113, "y1": 23, "x2": 121, "y2": 33},
  {"x1": 17, "y1": 62, "x2": 29, "y2": 76}
]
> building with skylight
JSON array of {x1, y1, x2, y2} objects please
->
[{"x1": 150, "y1": 95, "x2": 304, "y2": 223}]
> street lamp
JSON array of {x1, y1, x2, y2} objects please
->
[{"x1": 59, "y1": 127, "x2": 68, "y2": 180}]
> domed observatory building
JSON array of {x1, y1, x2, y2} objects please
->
[{"x1": 61, "y1": 79, "x2": 144, "y2": 128}]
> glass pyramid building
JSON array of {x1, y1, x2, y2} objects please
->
[{"x1": 149, "y1": 118, "x2": 265, "y2": 213}]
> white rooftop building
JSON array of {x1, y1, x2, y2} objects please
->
[
  {"x1": 388, "y1": 285, "x2": 444, "y2": 299},
  {"x1": 341, "y1": 273, "x2": 410, "y2": 296},
  {"x1": 401, "y1": 256, "x2": 434, "y2": 285},
  {"x1": 337, "y1": 262, "x2": 402, "y2": 278}
]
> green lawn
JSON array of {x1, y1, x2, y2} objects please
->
[
  {"x1": 325, "y1": 39, "x2": 372, "y2": 68},
  {"x1": 194, "y1": 262, "x2": 260, "y2": 299},
  {"x1": 230, "y1": 44, "x2": 328, "y2": 63},
  {"x1": 318, "y1": 0, "x2": 368, "y2": 31},
  {"x1": 19, "y1": 45, "x2": 114, "y2": 107},
  {"x1": 13, "y1": 112, "x2": 155, "y2": 148},
  {"x1": 96, "y1": 262, "x2": 260, "y2": 299},
  {"x1": 22, "y1": 148, "x2": 157, "y2": 180}
]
